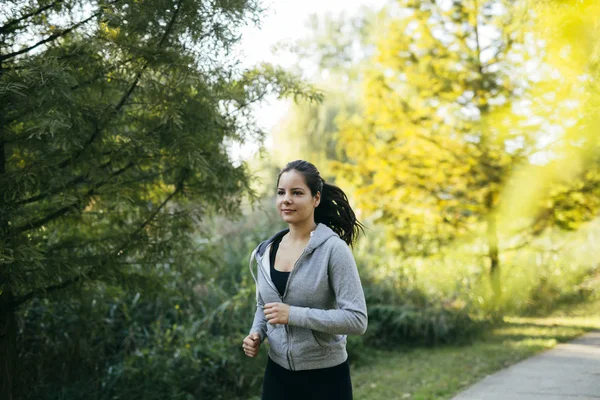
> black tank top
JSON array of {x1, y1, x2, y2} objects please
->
[{"x1": 269, "y1": 236, "x2": 289, "y2": 297}]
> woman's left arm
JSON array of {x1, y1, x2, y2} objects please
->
[{"x1": 286, "y1": 241, "x2": 368, "y2": 335}]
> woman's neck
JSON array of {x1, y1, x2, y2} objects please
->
[{"x1": 286, "y1": 220, "x2": 317, "y2": 243}]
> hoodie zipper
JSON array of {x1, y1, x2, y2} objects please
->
[
  {"x1": 256, "y1": 240, "x2": 313, "y2": 371},
  {"x1": 282, "y1": 247, "x2": 309, "y2": 371},
  {"x1": 256, "y1": 246, "x2": 296, "y2": 369}
]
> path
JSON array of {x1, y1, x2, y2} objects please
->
[{"x1": 450, "y1": 331, "x2": 600, "y2": 399}]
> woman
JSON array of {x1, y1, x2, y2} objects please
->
[{"x1": 242, "y1": 160, "x2": 368, "y2": 400}]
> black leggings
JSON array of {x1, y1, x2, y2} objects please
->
[{"x1": 261, "y1": 356, "x2": 353, "y2": 400}]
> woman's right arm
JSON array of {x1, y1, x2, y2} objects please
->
[
  {"x1": 243, "y1": 285, "x2": 266, "y2": 358},
  {"x1": 248, "y1": 246, "x2": 268, "y2": 342},
  {"x1": 244, "y1": 287, "x2": 267, "y2": 358},
  {"x1": 249, "y1": 290, "x2": 268, "y2": 342}
]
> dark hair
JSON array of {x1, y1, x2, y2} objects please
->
[{"x1": 277, "y1": 160, "x2": 364, "y2": 246}]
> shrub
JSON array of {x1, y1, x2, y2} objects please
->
[{"x1": 363, "y1": 304, "x2": 485, "y2": 347}]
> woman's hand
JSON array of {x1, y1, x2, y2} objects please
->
[
  {"x1": 242, "y1": 332, "x2": 261, "y2": 358},
  {"x1": 264, "y1": 302, "x2": 290, "y2": 325}
]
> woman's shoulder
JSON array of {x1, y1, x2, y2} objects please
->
[{"x1": 321, "y1": 234, "x2": 351, "y2": 255}]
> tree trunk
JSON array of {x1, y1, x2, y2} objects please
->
[
  {"x1": 0, "y1": 290, "x2": 17, "y2": 400},
  {"x1": 485, "y1": 191, "x2": 501, "y2": 301},
  {"x1": 0, "y1": 59, "x2": 17, "y2": 400}
]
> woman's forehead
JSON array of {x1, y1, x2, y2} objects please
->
[{"x1": 278, "y1": 170, "x2": 308, "y2": 187}]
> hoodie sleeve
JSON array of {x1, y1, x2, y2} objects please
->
[
  {"x1": 287, "y1": 239, "x2": 368, "y2": 335},
  {"x1": 248, "y1": 248, "x2": 268, "y2": 342},
  {"x1": 249, "y1": 290, "x2": 268, "y2": 343}
]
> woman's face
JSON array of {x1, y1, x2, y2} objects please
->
[{"x1": 276, "y1": 170, "x2": 320, "y2": 225}]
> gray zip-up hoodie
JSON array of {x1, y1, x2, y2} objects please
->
[{"x1": 248, "y1": 223, "x2": 368, "y2": 371}]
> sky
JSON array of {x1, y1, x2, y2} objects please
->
[{"x1": 228, "y1": 0, "x2": 388, "y2": 162}]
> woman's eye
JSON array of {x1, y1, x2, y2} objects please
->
[
  {"x1": 277, "y1": 191, "x2": 284, "y2": 195},
  {"x1": 294, "y1": 191, "x2": 302, "y2": 195}
]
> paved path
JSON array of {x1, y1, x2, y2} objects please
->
[{"x1": 451, "y1": 331, "x2": 600, "y2": 400}]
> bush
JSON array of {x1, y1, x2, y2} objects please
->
[
  {"x1": 522, "y1": 264, "x2": 600, "y2": 316},
  {"x1": 363, "y1": 304, "x2": 485, "y2": 347},
  {"x1": 362, "y1": 276, "x2": 430, "y2": 308},
  {"x1": 19, "y1": 284, "x2": 266, "y2": 400},
  {"x1": 103, "y1": 328, "x2": 266, "y2": 400}
]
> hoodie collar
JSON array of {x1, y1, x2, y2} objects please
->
[{"x1": 256, "y1": 223, "x2": 338, "y2": 258}]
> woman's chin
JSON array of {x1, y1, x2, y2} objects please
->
[
  {"x1": 280, "y1": 212, "x2": 304, "y2": 223},
  {"x1": 281, "y1": 215, "x2": 295, "y2": 223}
]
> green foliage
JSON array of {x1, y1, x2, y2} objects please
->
[
  {"x1": 0, "y1": 0, "x2": 319, "y2": 397},
  {"x1": 1, "y1": 0, "x2": 319, "y2": 307},
  {"x1": 350, "y1": 238, "x2": 487, "y2": 351},
  {"x1": 364, "y1": 304, "x2": 485, "y2": 347},
  {"x1": 522, "y1": 265, "x2": 600, "y2": 316},
  {"x1": 360, "y1": 268, "x2": 429, "y2": 308},
  {"x1": 14, "y1": 197, "x2": 283, "y2": 399},
  {"x1": 19, "y1": 289, "x2": 265, "y2": 400},
  {"x1": 105, "y1": 325, "x2": 262, "y2": 400}
]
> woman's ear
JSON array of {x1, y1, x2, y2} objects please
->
[{"x1": 314, "y1": 192, "x2": 321, "y2": 208}]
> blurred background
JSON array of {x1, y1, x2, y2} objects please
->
[{"x1": 1, "y1": 0, "x2": 599, "y2": 399}]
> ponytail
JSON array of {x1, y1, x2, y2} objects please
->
[
  {"x1": 277, "y1": 160, "x2": 364, "y2": 247},
  {"x1": 315, "y1": 180, "x2": 363, "y2": 246}
]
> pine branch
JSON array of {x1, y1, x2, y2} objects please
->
[
  {"x1": 14, "y1": 161, "x2": 134, "y2": 234},
  {"x1": 69, "y1": 57, "x2": 134, "y2": 91},
  {"x1": 0, "y1": 12, "x2": 99, "y2": 62},
  {"x1": 12, "y1": 275, "x2": 82, "y2": 308},
  {"x1": 14, "y1": 188, "x2": 96, "y2": 234},
  {"x1": 113, "y1": 0, "x2": 184, "y2": 112},
  {"x1": 116, "y1": 167, "x2": 177, "y2": 187},
  {"x1": 48, "y1": 0, "x2": 185, "y2": 177},
  {"x1": 16, "y1": 155, "x2": 120, "y2": 206},
  {"x1": 57, "y1": 121, "x2": 101, "y2": 169},
  {"x1": 12, "y1": 175, "x2": 187, "y2": 309},
  {"x1": 128, "y1": 173, "x2": 186, "y2": 241},
  {"x1": 0, "y1": 0, "x2": 64, "y2": 35},
  {"x1": 16, "y1": 174, "x2": 88, "y2": 206}
]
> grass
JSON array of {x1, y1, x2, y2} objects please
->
[{"x1": 351, "y1": 297, "x2": 600, "y2": 400}]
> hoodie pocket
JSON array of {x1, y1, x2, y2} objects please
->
[
  {"x1": 291, "y1": 326, "x2": 330, "y2": 359},
  {"x1": 266, "y1": 323, "x2": 286, "y2": 356},
  {"x1": 312, "y1": 331, "x2": 346, "y2": 351}
]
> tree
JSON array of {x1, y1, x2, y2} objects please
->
[
  {"x1": 333, "y1": 0, "x2": 600, "y2": 295},
  {"x1": 0, "y1": 1, "x2": 319, "y2": 397}
]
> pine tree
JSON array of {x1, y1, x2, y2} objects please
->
[{"x1": 0, "y1": 1, "x2": 319, "y2": 397}]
